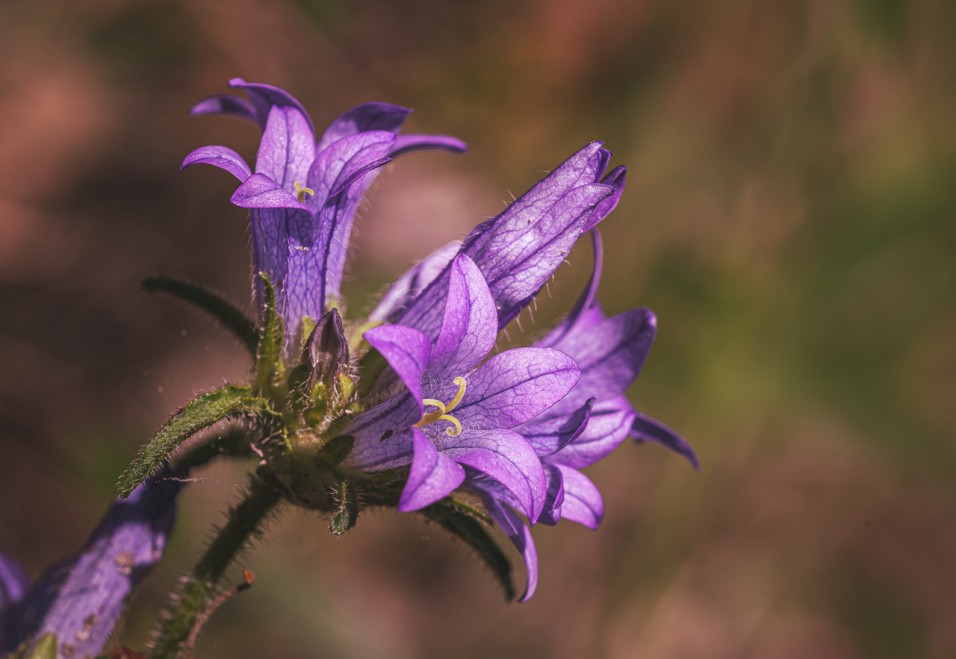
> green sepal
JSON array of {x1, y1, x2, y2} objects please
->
[
  {"x1": 336, "y1": 372, "x2": 355, "y2": 403},
  {"x1": 19, "y1": 633, "x2": 57, "y2": 659},
  {"x1": 421, "y1": 499, "x2": 515, "y2": 601},
  {"x1": 255, "y1": 274, "x2": 285, "y2": 398},
  {"x1": 301, "y1": 381, "x2": 328, "y2": 427},
  {"x1": 285, "y1": 362, "x2": 313, "y2": 415},
  {"x1": 142, "y1": 275, "x2": 258, "y2": 356},
  {"x1": 117, "y1": 385, "x2": 270, "y2": 498},
  {"x1": 299, "y1": 316, "x2": 317, "y2": 353},
  {"x1": 356, "y1": 349, "x2": 386, "y2": 398},
  {"x1": 329, "y1": 478, "x2": 359, "y2": 536},
  {"x1": 318, "y1": 435, "x2": 354, "y2": 466}
]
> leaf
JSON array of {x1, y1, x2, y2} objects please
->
[
  {"x1": 255, "y1": 274, "x2": 285, "y2": 397},
  {"x1": 142, "y1": 275, "x2": 258, "y2": 355},
  {"x1": 421, "y1": 499, "x2": 515, "y2": 600},
  {"x1": 329, "y1": 478, "x2": 359, "y2": 536},
  {"x1": 117, "y1": 385, "x2": 269, "y2": 498}
]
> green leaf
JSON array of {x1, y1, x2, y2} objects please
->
[
  {"x1": 117, "y1": 385, "x2": 269, "y2": 498},
  {"x1": 329, "y1": 478, "x2": 359, "y2": 536},
  {"x1": 255, "y1": 274, "x2": 284, "y2": 397},
  {"x1": 421, "y1": 499, "x2": 515, "y2": 601},
  {"x1": 142, "y1": 275, "x2": 258, "y2": 355}
]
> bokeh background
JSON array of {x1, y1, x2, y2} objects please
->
[{"x1": 2, "y1": 0, "x2": 954, "y2": 657}]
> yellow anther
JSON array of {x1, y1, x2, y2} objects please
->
[
  {"x1": 413, "y1": 377, "x2": 467, "y2": 436},
  {"x1": 295, "y1": 181, "x2": 315, "y2": 202}
]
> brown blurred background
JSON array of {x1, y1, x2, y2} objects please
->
[{"x1": 1, "y1": 0, "x2": 954, "y2": 657}]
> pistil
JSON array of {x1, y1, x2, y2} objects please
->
[{"x1": 414, "y1": 376, "x2": 467, "y2": 436}]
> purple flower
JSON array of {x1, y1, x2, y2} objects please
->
[
  {"x1": 183, "y1": 78, "x2": 467, "y2": 349},
  {"x1": 345, "y1": 255, "x2": 580, "y2": 521},
  {"x1": 0, "y1": 553, "x2": 29, "y2": 653},
  {"x1": 2, "y1": 468, "x2": 183, "y2": 656},
  {"x1": 370, "y1": 141, "x2": 625, "y2": 337},
  {"x1": 361, "y1": 141, "x2": 694, "y2": 599}
]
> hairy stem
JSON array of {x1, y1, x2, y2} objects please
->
[{"x1": 149, "y1": 476, "x2": 281, "y2": 658}]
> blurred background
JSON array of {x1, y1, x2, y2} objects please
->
[{"x1": 1, "y1": 0, "x2": 954, "y2": 657}]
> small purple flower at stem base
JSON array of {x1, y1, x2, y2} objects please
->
[
  {"x1": 4, "y1": 466, "x2": 184, "y2": 656},
  {"x1": 346, "y1": 254, "x2": 580, "y2": 522}
]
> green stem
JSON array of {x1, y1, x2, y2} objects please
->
[{"x1": 150, "y1": 477, "x2": 281, "y2": 658}]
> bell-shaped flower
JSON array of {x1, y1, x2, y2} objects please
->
[
  {"x1": 182, "y1": 78, "x2": 467, "y2": 349},
  {"x1": 345, "y1": 255, "x2": 580, "y2": 522}
]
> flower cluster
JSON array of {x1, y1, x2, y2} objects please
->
[{"x1": 0, "y1": 79, "x2": 695, "y2": 656}]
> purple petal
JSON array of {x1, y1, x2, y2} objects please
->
[
  {"x1": 389, "y1": 134, "x2": 468, "y2": 157},
  {"x1": 364, "y1": 324, "x2": 431, "y2": 410},
  {"x1": 550, "y1": 308, "x2": 657, "y2": 399},
  {"x1": 395, "y1": 142, "x2": 617, "y2": 337},
  {"x1": 398, "y1": 429, "x2": 466, "y2": 512},
  {"x1": 254, "y1": 106, "x2": 316, "y2": 191},
  {"x1": 484, "y1": 498, "x2": 538, "y2": 602},
  {"x1": 553, "y1": 464, "x2": 603, "y2": 529},
  {"x1": 538, "y1": 463, "x2": 566, "y2": 526},
  {"x1": 304, "y1": 132, "x2": 395, "y2": 309},
  {"x1": 307, "y1": 130, "x2": 394, "y2": 201},
  {"x1": 519, "y1": 398, "x2": 593, "y2": 457},
  {"x1": 227, "y1": 78, "x2": 314, "y2": 133},
  {"x1": 454, "y1": 348, "x2": 580, "y2": 430},
  {"x1": 441, "y1": 429, "x2": 546, "y2": 522},
  {"x1": 189, "y1": 93, "x2": 257, "y2": 123},
  {"x1": 0, "y1": 553, "x2": 29, "y2": 653},
  {"x1": 181, "y1": 145, "x2": 252, "y2": 182},
  {"x1": 632, "y1": 412, "x2": 700, "y2": 469},
  {"x1": 344, "y1": 396, "x2": 419, "y2": 471},
  {"x1": 428, "y1": 255, "x2": 497, "y2": 377},
  {"x1": 317, "y1": 102, "x2": 411, "y2": 152},
  {"x1": 247, "y1": 208, "x2": 286, "y2": 314},
  {"x1": 550, "y1": 396, "x2": 635, "y2": 468},
  {"x1": 586, "y1": 165, "x2": 626, "y2": 231},
  {"x1": 279, "y1": 205, "x2": 336, "y2": 340},
  {"x1": 370, "y1": 241, "x2": 461, "y2": 322},
  {"x1": 231, "y1": 173, "x2": 309, "y2": 210},
  {"x1": 26, "y1": 467, "x2": 183, "y2": 657}
]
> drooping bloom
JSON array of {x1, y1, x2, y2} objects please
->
[
  {"x1": 346, "y1": 255, "x2": 579, "y2": 521},
  {"x1": 1, "y1": 467, "x2": 183, "y2": 656},
  {"x1": 183, "y1": 78, "x2": 467, "y2": 348},
  {"x1": 524, "y1": 230, "x2": 699, "y2": 522},
  {"x1": 469, "y1": 231, "x2": 698, "y2": 599}
]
